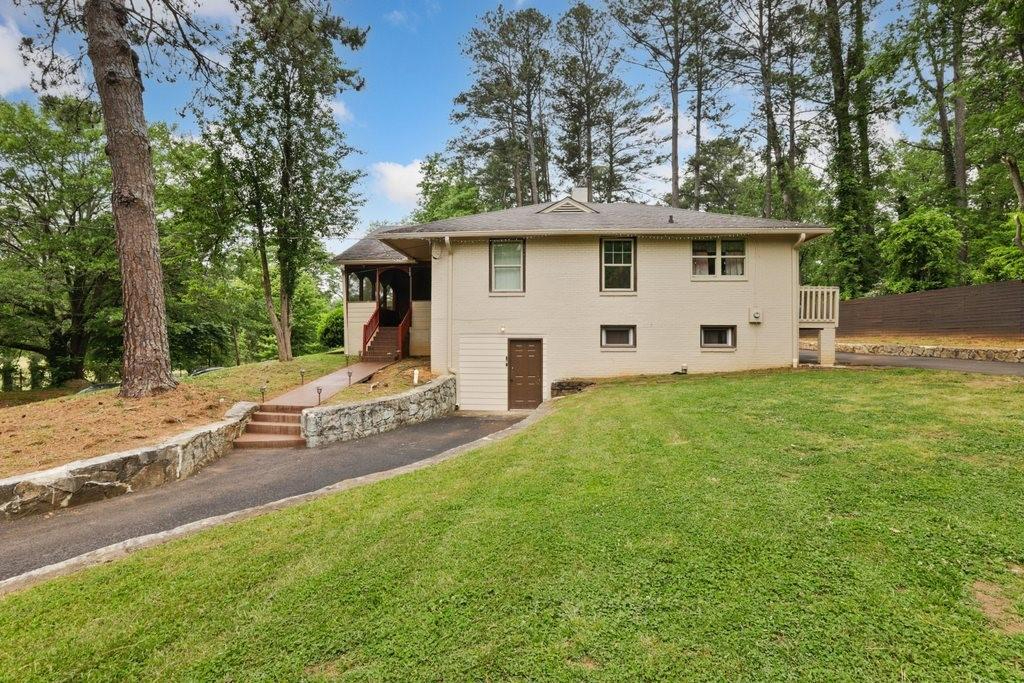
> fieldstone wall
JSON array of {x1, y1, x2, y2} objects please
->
[
  {"x1": 0, "y1": 402, "x2": 258, "y2": 520},
  {"x1": 799, "y1": 340, "x2": 1024, "y2": 363},
  {"x1": 302, "y1": 375, "x2": 457, "y2": 448}
]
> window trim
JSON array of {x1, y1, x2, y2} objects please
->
[
  {"x1": 489, "y1": 239, "x2": 525, "y2": 293},
  {"x1": 600, "y1": 237, "x2": 636, "y2": 292},
  {"x1": 600, "y1": 324, "x2": 637, "y2": 349},
  {"x1": 700, "y1": 325, "x2": 737, "y2": 349},
  {"x1": 691, "y1": 238, "x2": 747, "y2": 280}
]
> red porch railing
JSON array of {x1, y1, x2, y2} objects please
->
[
  {"x1": 396, "y1": 307, "x2": 412, "y2": 359},
  {"x1": 362, "y1": 303, "x2": 380, "y2": 355}
]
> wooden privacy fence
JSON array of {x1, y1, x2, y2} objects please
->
[{"x1": 838, "y1": 281, "x2": 1024, "y2": 337}]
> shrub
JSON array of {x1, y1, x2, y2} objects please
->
[
  {"x1": 318, "y1": 306, "x2": 345, "y2": 350},
  {"x1": 879, "y1": 208, "x2": 962, "y2": 294}
]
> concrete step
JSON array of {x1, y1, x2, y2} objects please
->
[
  {"x1": 233, "y1": 433, "x2": 307, "y2": 449},
  {"x1": 245, "y1": 421, "x2": 301, "y2": 436},
  {"x1": 252, "y1": 411, "x2": 301, "y2": 424},
  {"x1": 364, "y1": 353, "x2": 397, "y2": 362}
]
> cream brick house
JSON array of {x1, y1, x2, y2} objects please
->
[{"x1": 334, "y1": 191, "x2": 838, "y2": 411}]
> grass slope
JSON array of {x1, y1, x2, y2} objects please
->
[
  {"x1": 0, "y1": 352, "x2": 352, "y2": 479},
  {"x1": 2, "y1": 369, "x2": 1023, "y2": 680}
]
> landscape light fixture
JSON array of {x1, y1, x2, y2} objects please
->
[
  {"x1": 316, "y1": 386, "x2": 323, "y2": 405},
  {"x1": 300, "y1": 369, "x2": 306, "y2": 385},
  {"x1": 259, "y1": 384, "x2": 267, "y2": 404},
  {"x1": 347, "y1": 370, "x2": 353, "y2": 385}
]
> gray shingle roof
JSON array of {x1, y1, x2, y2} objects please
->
[
  {"x1": 376, "y1": 199, "x2": 828, "y2": 238},
  {"x1": 332, "y1": 234, "x2": 412, "y2": 264}
]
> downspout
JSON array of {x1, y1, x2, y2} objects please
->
[
  {"x1": 445, "y1": 236, "x2": 455, "y2": 374},
  {"x1": 791, "y1": 232, "x2": 806, "y2": 367}
]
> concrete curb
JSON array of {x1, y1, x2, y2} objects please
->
[{"x1": 0, "y1": 401, "x2": 555, "y2": 598}]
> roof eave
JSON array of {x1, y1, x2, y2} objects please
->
[{"x1": 379, "y1": 226, "x2": 831, "y2": 240}]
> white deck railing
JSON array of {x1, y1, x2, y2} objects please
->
[{"x1": 799, "y1": 286, "x2": 840, "y2": 324}]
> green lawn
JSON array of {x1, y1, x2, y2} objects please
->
[{"x1": 2, "y1": 368, "x2": 1023, "y2": 680}]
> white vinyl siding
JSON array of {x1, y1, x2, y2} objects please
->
[{"x1": 457, "y1": 336, "x2": 509, "y2": 411}]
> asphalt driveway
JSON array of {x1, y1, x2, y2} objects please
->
[
  {"x1": 800, "y1": 350, "x2": 1024, "y2": 376},
  {"x1": 0, "y1": 414, "x2": 521, "y2": 581}
]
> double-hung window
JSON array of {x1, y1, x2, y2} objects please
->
[
  {"x1": 490, "y1": 239, "x2": 525, "y2": 292},
  {"x1": 601, "y1": 238, "x2": 635, "y2": 291},
  {"x1": 692, "y1": 239, "x2": 746, "y2": 277}
]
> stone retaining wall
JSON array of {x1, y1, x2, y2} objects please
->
[
  {"x1": 799, "y1": 340, "x2": 1024, "y2": 363},
  {"x1": 302, "y1": 375, "x2": 457, "y2": 448},
  {"x1": 0, "y1": 402, "x2": 258, "y2": 519}
]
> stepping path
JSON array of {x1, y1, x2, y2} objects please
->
[{"x1": 234, "y1": 360, "x2": 388, "y2": 449}]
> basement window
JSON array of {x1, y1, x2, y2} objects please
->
[
  {"x1": 601, "y1": 325, "x2": 636, "y2": 348},
  {"x1": 700, "y1": 325, "x2": 736, "y2": 348}
]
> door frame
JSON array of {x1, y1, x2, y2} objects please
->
[{"x1": 507, "y1": 337, "x2": 543, "y2": 410}]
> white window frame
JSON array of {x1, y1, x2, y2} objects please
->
[
  {"x1": 601, "y1": 238, "x2": 636, "y2": 292},
  {"x1": 601, "y1": 325, "x2": 636, "y2": 348},
  {"x1": 490, "y1": 239, "x2": 525, "y2": 293},
  {"x1": 691, "y1": 238, "x2": 746, "y2": 279},
  {"x1": 700, "y1": 325, "x2": 737, "y2": 349}
]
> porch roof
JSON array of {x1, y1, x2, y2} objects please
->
[{"x1": 333, "y1": 233, "x2": 415, "y2": 266}]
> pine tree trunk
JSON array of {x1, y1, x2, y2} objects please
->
[
  {"x1": 670, "y1": 76, "x2": 680, "y2": 208},
  {"x1": 693, "y1": 71, "x2": 703, "y2": 211},
  {"x1": 84, "y1": 0, "x2": 176, "y2": 398},
  {"x1": 526, "y1": 97, "x2": 540, "y2": 205}
]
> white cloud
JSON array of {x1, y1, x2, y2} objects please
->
[
  {"x1": 0, "y1": 16, "x2": 86, "y2": 97},
  {"x1": 0, "y1": 19, "x2": 32, "y2": 95},
  {"x1": 384, "y1": 9, "x2": 409, "y2": 25},
  {"x1": 330, "y1": 98, "x2": 353, "y2": 123},
  {"x1": 194, "y1": 0, "x2": 240, "y2": 19},
  {"x1": 371, "y1": 159, "x2": 423, "y2": 208},
  {"x1": 878, "y1": 118, "x2": 904, "y2": 143}
]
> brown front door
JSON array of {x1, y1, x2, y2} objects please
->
[{"x1": 508, "y1": 339, "x2": 543, "y2": 409}]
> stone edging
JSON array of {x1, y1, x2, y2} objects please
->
[
  {"x1": 0, "y1": 402, "x2": 259, "y2": 520},
  {"x1": 799, "y1": 341, "x2": 1024, "y2": 363},
  {"x1": 0, "y1": 400, "x2": 556, "y2": 597},
  {"x1": 301, "y1": 375, "x2": 457, "y2": 448}
]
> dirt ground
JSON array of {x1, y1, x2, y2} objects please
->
[
  {"x1": 325, "y1": 358, "x2": 434, "y2": 405},
  {"x1": 801, "y1": 333, "x2": 1023, "y2": 350},
  {"x1": 0, "y1": 353, "x2": 351, "y2": 480}
]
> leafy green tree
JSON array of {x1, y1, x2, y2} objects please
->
[
  {"x1": 676, "y1": 137, "x2": 761, "y2": 214},
  {"x1": 454, "y1": 5, "x2": 553, "y2": 206},
  {"x1": 205, "y1": 0, "x2": 365, "y2": 361},
  {"x1": 879, "y1": 208, "x2": 962, "y2": 293},
  {"x1": 551, "y1": 2, "x2": 619, "y2": 200},
  {"x1": 0, "y1": 97, "x2": 119, "y2": 385},
  {"x1": 318, "y1": 306, "x2": 345, "y2": 349},
  {"x1": 412, "y1": 154, "x2": 486, "y2": 223},
  {"x1": 593, "y1": 78, "x2": 666, "y2": 202}
]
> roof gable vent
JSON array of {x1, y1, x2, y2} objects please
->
[{"x1": 539, "y1": 197, "x2": 598, "y2": 214}]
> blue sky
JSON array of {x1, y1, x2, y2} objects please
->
[{"x1": 0, "y1": 0, "x2": 911, "y2": 254}]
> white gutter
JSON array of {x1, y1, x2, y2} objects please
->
[{"x1": 445, "y1": 236, "x2": 455, "y2": 374}]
